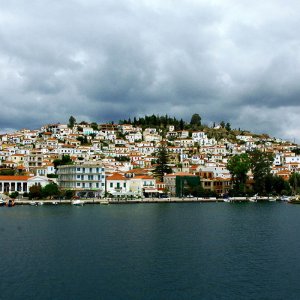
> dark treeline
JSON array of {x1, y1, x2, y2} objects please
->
[{"x1": 119, "y1": 114, "x2": 202, "y2": 131}]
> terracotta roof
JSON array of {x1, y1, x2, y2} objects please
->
[
  {"x1": 126, "y1": 168, "x2": 147, "y2": 174},
  {"x1": 0, "y1": 176, "x2": 32, "y2": 181},
  {"x1": 17, "y1": 166, "x2": 26, "y2": 170},
  {"x1": 164, "y1": 172, "x2": 196, "y2": 177},
  {"x1": 134, "y1": 175, "x2": 155, "y2": 180},
  {"x1": 106, "y1": 172, "x2": 127, "y2": 181}
]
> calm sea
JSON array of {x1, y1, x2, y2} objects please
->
[{"x1": 1, "y1": 202, "x2": 300, "y2": 300}]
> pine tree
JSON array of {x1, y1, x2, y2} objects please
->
[
  {"x1": 68, "y1": 116, "x2": 76, "y2": 129},
  {"x1": 153, "y1": 143, "x2": 172, "y2": 181},
  {"x1": 249, "y1": 149, "x2": 274, "y2": 194},
  {"x1": 190, "y1": 114, "x2": 201, "y2": 128}
]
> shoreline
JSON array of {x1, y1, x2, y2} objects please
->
[{"x1": 4, "y1": 196, "x2": 283, "y2": 205}]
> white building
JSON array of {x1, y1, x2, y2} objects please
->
[
  {"x1": 57, "y1": 164, "x2": 106, "y2": 197},
  {"x1": 106, "y1": 172, "x2": 130, "y2": 196},
  {"x1": 0, "y1": 175, "x2": 51, "y2": 194}
]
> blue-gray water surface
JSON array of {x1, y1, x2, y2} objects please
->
[{"x1": 1, "y1": 202, "x2": 300, "y2": 300}]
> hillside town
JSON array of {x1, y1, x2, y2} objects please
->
[{"x1": 0, "y1": 114, "x2": 299, "y2": 200}]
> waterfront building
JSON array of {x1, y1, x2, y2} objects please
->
[
  {"x1": 0, "y1": 175, "x2": 51, "y2": 194},
  {"x1": 106, "y1": 172, "x2": 130, "y2": 196},
  {"x1": 164, "y1": 172, "x2": 199, "y2": 197},
  {"x1": 57, "y1": 163, "x2": 106, "y2": 197},
  {"x1": 129, "y1": 175, "x2": 158, "y2": 197},
  {"x1": 201, "y1": 178, "x2": 232, "y2": 195}
]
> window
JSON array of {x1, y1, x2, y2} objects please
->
[
  {"x1": 76, "y1": 183, "x2": 80, "y2": 187},
  {"x1": 110, "y1": 183, "x2": 113, "y2": 188},
  {"x1": 124, "y1": 183, "x2": 126, "y2": 188},
  {"x1": 77, "y1": 175, "x2": 80, "y2": 179},
  {"x1": 96, "y1": 183, "x2": 99, "y2": 188},
  {"x1": 77, "y1": 167, "x2": 81, "y2": 171}
]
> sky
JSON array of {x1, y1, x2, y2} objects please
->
[{"x1": 1, "y1": 0, "x2": 300, "y2": 142}]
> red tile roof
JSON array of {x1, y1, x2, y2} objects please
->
[
  {"x1": 0, "y1": 176, "x2": 32, "y2": 181},
  {"x1": 106, "y1": 173, "x2": 127, "y2": 181}
]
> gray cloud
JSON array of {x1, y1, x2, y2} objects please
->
[{"x1": 0, "y1": 0, "x2": 300, "y2": 141}]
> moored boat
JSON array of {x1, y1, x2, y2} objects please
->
[
  {"x1": 280, "y1": 195, "x2": 290, "y2": 202},
  {"x1": 72, "y1": 199, "x2": 84, "y2": 206},
  {"x1": 223, "y1": 197, "x2": 232, "y2": 203},
  {"x1": 249, "y1": 194, "x2": 257, "y2": 202},
  {"x1": 100, "y1": 200, "x2": 109, "y2": 205},
  {"x1": 288, "y1": 195, "x2": 300, "y2": 204},
  {"x1": 6, "y1": 199, "x2": 15, "y2": 207}
]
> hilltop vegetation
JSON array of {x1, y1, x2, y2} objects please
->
[{"x1": 117, "y1": 113, "x2": 270, "y2": 144}]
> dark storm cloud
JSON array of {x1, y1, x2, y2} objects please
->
[{"x1": 0, "y1": 0, "x2": 300, "y2": 140}]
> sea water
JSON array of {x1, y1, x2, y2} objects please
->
[{"x1": 1, "y1": 202, "x2": 300, "y2": 300}]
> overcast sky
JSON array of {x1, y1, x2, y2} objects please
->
[{"x1": 1, "y1": 0, "x2": 300, "y2": 141}]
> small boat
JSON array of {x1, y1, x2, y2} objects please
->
[
  {"x1": 249, "y1": 198, "x2": 257, "y2": 202},
  {"x1": 288, "y1": 195, "x2": 300, "y2": 204},
  {"x1": 280, "y1": 195, "x2": 290, "y2": 202},
  {"x1": 100, "y1": 200, "x2": 109, "y2": 205},
  {"x1": 249, "y1": 194, "x2": 257, "y2": 202},
  {"x1": 268, "y1": 197, "x2": 276, "y2": 202},
  {"x1": 51, "y1": 201, "x2": 58, "y2": 205},
  {"x1": 6, "y1": 199, "x2": 15, "y2": 207},
  {"x1": 223, "y1": 198, "x2": 232, "y2": 203},
  {"x1": 37, "y1": 201, "x2": 44, "y2": 206},
  {"x1": 72, "y1": 199, "x2": 84, "y2": 206},
  {"x1": 0, "y1": 199, "x2": 6, "y2": 206},
  {"x1": 30, "y1": 201, "x2": 37, "y2": 206}
]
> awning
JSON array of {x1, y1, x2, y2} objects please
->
[{"x1": 144, "y1": 189, "x2": 159, "y2": 193}]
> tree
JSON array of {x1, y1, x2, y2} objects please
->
[
  {"x1": 29, "y1": 184, "x2": 42, "y2": 199},
  {"x1": 291, "y1": 148, "x2": 300, "y2": 155},
  {"x1": 190, "y1": 114, "x2": 201, "y2": 128},
  {"x1": 249, "y1": 149, "x2": 274, "y2": 194},
  {"x1": 179, "y1": 119, "x2": 184, "y2": 130},
  {"x1": 77, "y1": 136, "x2": 87, "y2": 145},
  {"x1": 42, "y1": 183, "x2": 60, "y2": 199},
  {"x1": 270, "y1": 175, "x2": 290, "y2": 195},
  {"x1": 10, "y1": 191, "x2": 19, "y2": 199},
  {"x1": 289, "y1": 172, "x2": 300, "y2": 194},
  {"x1": 0, "y1": 168, "x2": 15, "y2": 175},
  {"x1": 64, "y1": 190, "x2": 75, "y2": 199},
  {"x1": 153, "y1": 143, "x2": 172, "y2": 181},
  {"x1": 53, "y1": 155, "x2": 73, "y2": 169},
  {"x1": 68, "y1": 116, "x2": 76, "y2": 129},
  {"x1": 91, "y1": 122, "x2": 98, "y2": 131},
  {"x1": 265, "y1": 174, "x2": 274, "y2": 195},
  {"x1": 225, "y1": 122, "x2": 231, "y2": 131},
  {"x1": 227, "y1": 153, "x2": 251, "y2": 194},
  {"x1": 220, "y1": 121, "x2": 225, "y2": 128}
]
